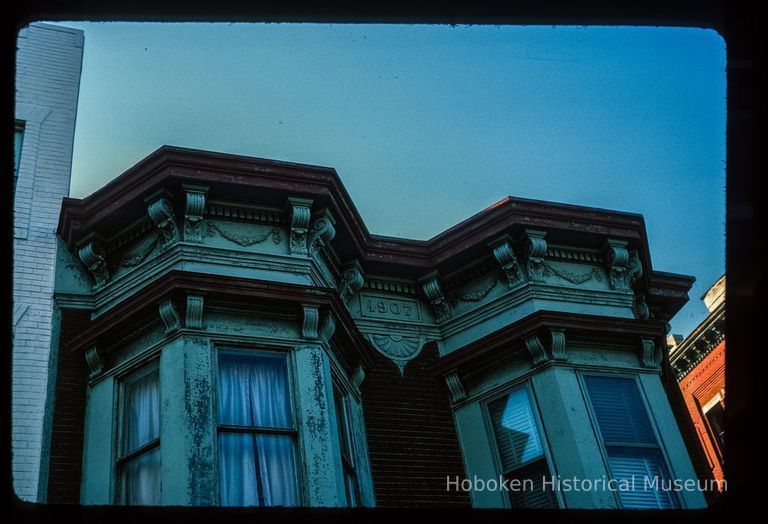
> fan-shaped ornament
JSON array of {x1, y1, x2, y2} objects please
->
[{"x1": 366, "y1": 334, "x2": 426, "y2": 376}]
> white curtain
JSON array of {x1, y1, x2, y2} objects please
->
[
  {"x1": 218, "y1": 353, "x2": 298, "y2": 507},
  {"x1": 123, "y1": 370, "x2": 161, "y2": 505}
]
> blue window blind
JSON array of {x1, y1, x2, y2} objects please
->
[
  {"x1": 489, "y1": 388, "x2": 544, "y2": 470},
  {"x1": 583, "y1": 375, "x2": 678, "y2": 509},
  {"x1": 489, "y1": 387, "x2": 557, "y2": 508}
]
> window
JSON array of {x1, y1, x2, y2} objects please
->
[
  {"x1": 583, "y1": 375, "x2": 678, "y2": 509},
  {"x1": 702, "y1": 394, "x2": 725, "y2": 455},
  {"x1": 333, "y1": 385, "x2": 360, "y2": 506},
  {"x1": 217, "y1": 350, "x2": 299, "y2": 506},
  {"x1": 14, "y1": 121, "x2": 25, "y2": 195},
  {"x1": 488, "y1": 386, "x2": 557, "y2": 508},
  {"x1": 118, "y1": 365, "x2": 161, "y2": 505}
]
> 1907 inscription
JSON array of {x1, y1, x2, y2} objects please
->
[{"x1": 359, "y1": 293, "x2": 421, "y2": 322}]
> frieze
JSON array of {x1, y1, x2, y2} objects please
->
[
  {"x1": 448, "y1": 274, "x2": 499, "y2": 306},
  {"x1": 206, "y1": 221, "x2": 281, "y2": 247},
  {"x1": 542, "y1": 262, "x2": 602, "y2": 285},
  {"x1": 113, "y1": 234, "x2": 161, "y2": 269}
]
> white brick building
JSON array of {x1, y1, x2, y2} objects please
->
[{"x1": 13, "y1": 22, "x2": 84, "y2": 502}]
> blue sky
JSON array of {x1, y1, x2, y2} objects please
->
[{"x1": 55, "y1": 22, "x2": 726, "y2": 337}]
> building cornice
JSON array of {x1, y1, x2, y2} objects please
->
[
  {"x1": 430, "y1": 309, "x2": 668, "y2": 378},
  {"x1": 57, "y1": 146, "x2": 694, "y2": 316},
  {"x1": 670, "y1": 301, "x2": 726, "y2": 381},
  {"x1": 61, "y1": 270, "x2": 377, "y2": 372}
]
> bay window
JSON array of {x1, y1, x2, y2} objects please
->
[
  {"x1": 118, "y1": 364, "x2": 161, "y2": 505},
  {"x1": 582, "y1": 374, "x2": 678, "y2": 509},
  {"x1": 217, "y1": 349, "x2": 299, "y2": 506},
  {"x1": 488, "y1": 385, "x2": 557, "y2": 508}
]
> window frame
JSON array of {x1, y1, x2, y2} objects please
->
[
  {"x1": 578, "y1": 371, "x2": 681, "y2": 509},
  {"x1": 484, "y1": 381, "x2": 560, "y2": 509},
  {"x1": 213, "y1": 346, "x2": 301, "y2": 507},
  {"x1": 332, "y1": 380, "x2": 362, "y2": 507},
  {"x1": 114, "y1": 360, "x2": 161, "y2": 505},
  {"x1": 14, "y1": 120, "x2": 25, "y2": 196}
]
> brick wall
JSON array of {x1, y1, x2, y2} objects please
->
[
  {"x1": 361, "y1": 343, "x2": 471, "y2": 508},
  {"x1": 679, "y1": 340, "x2": 726, "y2": 483},
  {"x1": 46, "y1": 310, "x2": 91, "y2": 504},
  {"x1": 13, "y1": 22, "x2": 83, "y2": 502}
]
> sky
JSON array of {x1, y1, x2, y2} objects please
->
[{"x1": 52, "y1": 22, "x2": 726, "y2": 338}]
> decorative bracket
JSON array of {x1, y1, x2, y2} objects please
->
[
  {"x1": 146, "y1": 194, "x2": 180, "y2": 248},
  {"x1": 301, "y1": 304, "x2": 320, "y2": 340},
  {"x1": 489, "y1": 235, "x2": 525, "y2": 288},
  {"x1": 351, "y1": 366, "x2": 366, "y2": 392},
  {"x1": 640, "y1": 337, "x2": 661, "y2": 369},
  {"x1": 367, "y1": 333, "x2": 426, "y2": 376},
  {"x1": 524, "y1": 334, "x2": 549, "y2": 366},
  {"x1": 319, "y1": 313, "x2": 336, "y2": 344},
  {"x1": 445, "y1": 372, "x2": 467, "y2": 403},
  {"x1": 633, "y1": 293, "x2": 650, "y2": 320},
  {"x1": 183, "y1": 185, "x2": 208, "y2": 243},
  {"x1": 337, "y1": 259, "x2": 365, "y2": 303},
  {"x1": 525, "y1": 328, "x2": 568, "y2": 366},
  {"x1": 523, "y1": 229, "x2": 548, "y2": 284},
  {"x1": 159, "y1": 298, "x2": 181, "y2": 335},
  {"x1": 420, "y1": 272, "x2": 452, "y2": 323},
  {"x1": 185, "y1": 293, "x2": 205, "y2": 329},
  {"x1": 78, "y1": 240, "x2": 110, "y2": 289},
  {"x1": 605, "y1": 239, "x2": 643, "y2": 291},
  {"x1": 85, "y1": 346, "x2": 104, "y2": 380},
  {"x1": 550, "y1": 328, "x2": 567, "y2": 361},
  {"x1": 308, "y1": 208, "x2": 336, "y2": 255},
  {"x1": 287, "y1": 197, "x2": 313, "y2": 255}
]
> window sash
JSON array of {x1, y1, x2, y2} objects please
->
[
  {"x1": 333, "y1": 385, "x2": 361, "y2": 506},
  {"x1": 216, "y1": 349, "x2": 299, "y2": 507},
  {"x1": 488, "y1": 384, "x2": 557, "y2": 508},
  {"x1": 118, "y1": 365, "x2": 161, "y2": 505},
  {"x1": 489, "y1": 386, "x2": 546, "y2": 472},
  {"x1": 582, "y1": 374, "x2": 679, "y2": 509}
]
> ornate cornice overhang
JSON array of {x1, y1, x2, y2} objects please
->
[
  {"x1": 669, "y1": 301, "x2": 726, "y2": 381},
  {"x1": 61, "y1": 270, "x2": 376, "y2": 371},
  {"x1": 430, "y1": 310, "x2": 668, "y2": 379},
  {"x1": 57, "y1": 147, "x2": 692, "y2": 311}
]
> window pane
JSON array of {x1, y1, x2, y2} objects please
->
[
  {"x1": 508, "y1": 459, "x2": 557, "y2": 509},
  {"x1": 583, "y1": 375, "x2": 655, "y2": 445},
  {"x1": 218, "y1": 432, "x2": 298, "y2": 507},
  {"x1": 124, "y1": 369, "x2": 160, "y2": 454},
  {"x1": 218, "y1": 352, "x2": 292, "y2": 428},
  {"x1": 489, "y1": 388, "x2": 544, "y2": 470},
  {"x1": 14, "y1": 124, "x2": 24, "y2": 176},
  {"x1": 704, "y1": 402, "x2": 725, "y2": 450},
  {"x1": 334, "y1": 389, "x2": 352, "y2": 462},
  {"x1": 122, "y1": 446, "x2": 161, "y2": 505},
  {"x1": 607, "y1": 447, "x2": 678, "y2": 509}
]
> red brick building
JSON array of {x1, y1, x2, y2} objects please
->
[{"x1": 669, "y1": 276, "x2": 725, "y2": 486}]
